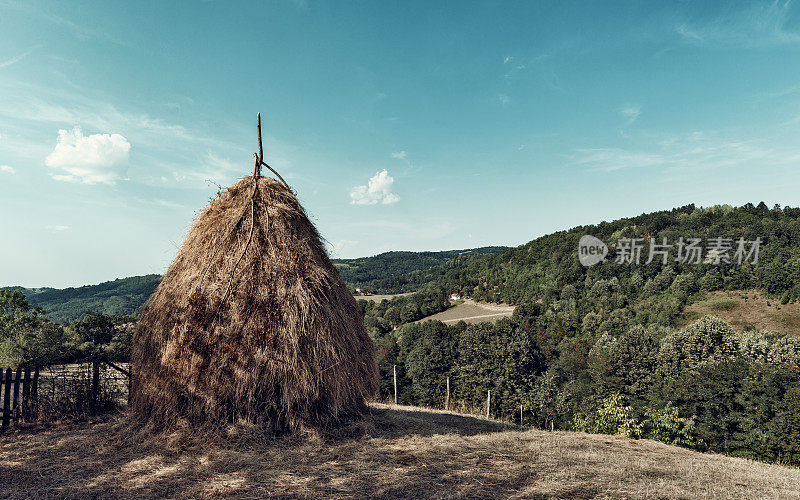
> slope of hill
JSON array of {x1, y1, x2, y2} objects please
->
[{"x1": 2, "y1": 403, "x2": 798, "y2": 498}]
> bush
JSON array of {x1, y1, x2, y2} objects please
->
[
  {"x1": 572, "y1": 393, "x2": 642, "y2": 438},
  {"x1": 642, "y1": 403, "x2": 701, "y2": 448}
]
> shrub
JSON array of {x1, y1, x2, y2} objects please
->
[
  {"x1": 643, "y1": 403, "x2": 701, "y2": 448},
  {"x1": 572, "y1": 393, "x2": 642, "y2": 438}
]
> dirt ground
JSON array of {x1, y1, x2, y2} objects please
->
[
  {"x1": 2, "y1": 403, "x2": 799, "y2": 499},
  {"x1": 417, "y1": 299, "x2": 516, "y2": 325}
]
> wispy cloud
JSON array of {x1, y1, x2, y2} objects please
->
[
  {"x1": 349, "y1": 169, "x2": 400, "y2": 205},
  {"x1": 502, "y1": 54, "x2": 527, "y2": 78},
  {"x1": 570, "y1": 131, "x2": 800, "y2": 173},
  {"x1": 0, "y1": 45, "x2": 40, "y2": 70},
  {"x1": 676, "y1": 1, "x2": 800, "y2": 47},
  {"x1": 0, "y1": 165, "x2": 15, "y2": 174},
  {"x1": 391, "y1": 151, "x2": 407, "y2": 160},
  {"x1": 619, "y1": 105, "x2": 642, "y2": 124},
  {"x1": 498, "y1": 94, "x2": 511, "y2": 107},
  {"x1": 46, "y1": 225, "x2": 70, "y2": 232}
]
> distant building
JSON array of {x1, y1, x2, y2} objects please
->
[
  {"x1": 450, "y1": 293, "x2": 461, "y2": 301},
  {"x1": 355, "y1": 288, "x2": 362, "y2": 294}
]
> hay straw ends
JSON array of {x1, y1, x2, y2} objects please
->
[{"x1": 130, "y1": 176, "x2": 378, "y2": 434}]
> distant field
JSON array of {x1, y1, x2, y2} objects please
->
[
  {"x1": 417, "y1": 299, "x2": 515, "y2": 325},
  {"x1": 354, "y1": 293, "x2": 412, "y2": 303},
  {"x1": 3, "y1": 403, "x2": 799, "y2": 498},
  {"x1": 682, "y1": 290, "x2": 800, "y2": 336}
]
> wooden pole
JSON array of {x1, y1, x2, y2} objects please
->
[
  {"x1": 520, "y1": 405, "x2": 523, "y2": 426},
  {"x1": 31, "y1": 366, "x2": 38, "y2": 399},
  {"x1": 31, "y1": 367, "x2": 39, "y2": 421},
  {"x1": 21, "y1": 368, "x2": 30, "y2": 421},
  {"x1": 257, "y1": 112, "x2": 263, "y2": 164},
  {"x1": 445, "y1": 376, "x2": 450, "y2": 410},
  {"x1": 486, "y1": 389, "x2": 491, "y2": 418},
  {"x1": 393, "y1": 364, "x2": 398, "y2": 404},
  {"x1": 1, "y1": 368, "x2": 9, "y2": 429},
  {"x1": 91, "y1": 361, "x2": 100, "y2": 412},
  {"x1": 12, "y1": 367, "x2": 21, "y2": 422}
]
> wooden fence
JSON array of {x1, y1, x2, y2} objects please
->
[
  {"x1": 0, "y1": 361, "x2": 131, "y2": 433},
  {"x1": 1, "y1": 366, "x2": 39, "y2": 431}
]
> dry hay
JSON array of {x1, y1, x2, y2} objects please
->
[{"x1": 130, "y1": 175, "x2": 378, "y2": 434}]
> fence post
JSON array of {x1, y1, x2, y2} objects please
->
[
  {"x1": 91, "y1": 360, "x2": 100, "y2": 412},
  {"x1": 31, "y1": 366, "x2": 38, "y2": 399},
  {"x1": 1, "y1": 369, "x2": 9, "y2": 429},
  {"x1": 445, "y1": 376, "x2": 450, "y2": 410},
  {"x1": 31, "y1": 366, "x2": 39, "y2": 421},
  {"x1": 22, "y1": 368, "x2": 30, "y2": 421},
  {"x1": 519, "y1": 405, "x2": 523, "y2": 426},
  {"x1": 393, "y1": 364, "x2": 398, "y2": 404},
  {"x1": 12, "y1": 367, "x2": 21, "y2": 422},
  {"x1": 486, "y1": 390, "x2": 491, "y2": 418}
]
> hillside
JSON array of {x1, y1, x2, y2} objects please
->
[
  {"x1": 682, "y1": 290, "x2": 800, "y2": 336},
  {"x1": 415, "y1": 299, "x2": 515, "y2": 325},
  {"x1": 365, "y1": 203, "x2": 800, "y2": 468},
  {"x1": 3, "y1": 403, "x2": 799, "y2": 498}
]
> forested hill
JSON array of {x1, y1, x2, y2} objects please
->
[
  {"x1": 3, "y1": 247, "x2": 508, "y2": 323},
  {"x1": 438, "y1": 202, "x2": 800, "y2": 309},
  {"x1": 7, "y1": 275, "x2": 161, "y2": 324},
  {"x1": 364, "y1": 203, "x2": 800, "y2": 466},
  {"x1": 331, "y1": 246, "x2": 508, "y2": 292}
]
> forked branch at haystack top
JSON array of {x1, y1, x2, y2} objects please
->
[{"x1": 129, "y1": 116, "x2": 378, "y2": 433}]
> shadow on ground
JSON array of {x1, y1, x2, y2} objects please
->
[
  {"x1": 0, "y1": 404, "x2": 530, "y2": 499},
  {"x1": 2, "y1": 403, "x2": 799, "y2": 499}
]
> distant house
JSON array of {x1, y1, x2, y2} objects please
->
[
  {"x1": 450, "y1": 293, "x2": 461, "y2": 301},
  {"x1": 355, "y1": 288, "x2": 362, "y2": 294}
]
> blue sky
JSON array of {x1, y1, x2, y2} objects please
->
[{"x1": 2, "y1": 1, "x2": 800, "y2": 288}]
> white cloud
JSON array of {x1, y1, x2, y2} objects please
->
[
  {"x1": 350, "y1": 169, "x2": 400, "y2": 205},
  {"x1": 0, "y1": 165, "x2": 15, "y2": 174},
  {"x1": 619, "y1": 105, "x2": 642, "y2": 124},
  {"x1": 45, "y1": 127, "x2": 131, "y2": 184},
  {"x1": 391, "y1": 151, "x2": 407, "y2": 159},
  {"x1": 46, "y1": 225, "x2": 70, "y2": 232}
]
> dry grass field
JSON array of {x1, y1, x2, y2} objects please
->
[
  {"x1": 681, "y1": 290, "x2": 800, "y2": 336},
  {"x1": 417, "y1": 299, "x2": 516, "y2": 325},
  {"x1": 354, "y1": 293, "x2": 413, "y2": 303},
  {"x1": 3, "y1": 403, "x2": 799, "y2": 499}
]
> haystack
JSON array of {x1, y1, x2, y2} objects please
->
[{"x1": 130, "y1": 161, "x2": 378, "y2": 433}]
